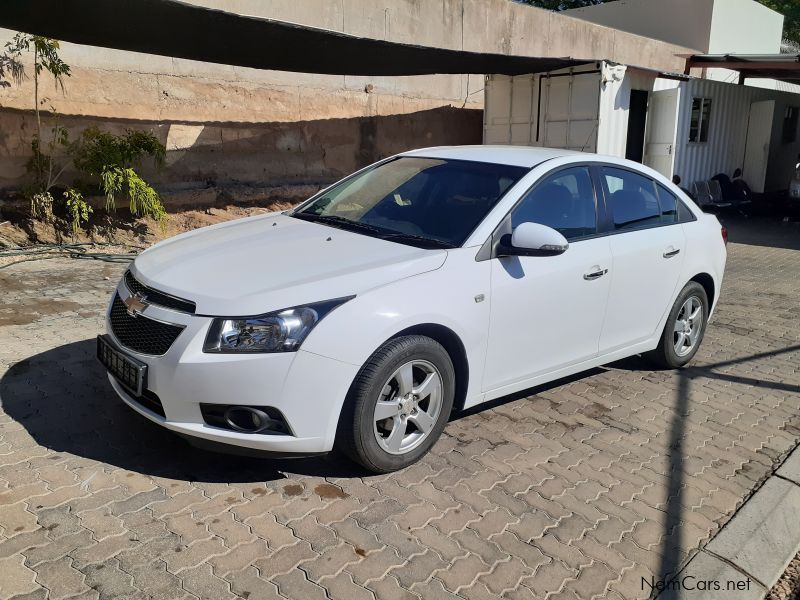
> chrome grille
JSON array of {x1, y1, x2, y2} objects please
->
[
  {"x1": 109, "y1": 294, "x2": 184, "y2": 355},
  {"x1": 124, "y1": 271, "x2": 196, "y2": 314}
]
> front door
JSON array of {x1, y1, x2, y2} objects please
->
[
  {"x1": 643, "y1": 88, "x2": 680, "y2": 179},
  {"x1": 483, "y1": 166, "x2": 612, "y2": 392},
  {"x1": 597, "y1": 166, "x2": 686, "y2": 354}
]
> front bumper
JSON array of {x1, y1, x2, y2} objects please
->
[{"x1": 102, "y1": 281, "x2": 360, "y2": 454}]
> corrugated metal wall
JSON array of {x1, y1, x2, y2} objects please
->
[{"x1": 671, "y1": 78, "x2": 760, "y2": 187}]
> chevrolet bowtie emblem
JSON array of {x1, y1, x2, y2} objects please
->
[{"x1": 123, "y1": 292, "x2": 148, "y2": 317}]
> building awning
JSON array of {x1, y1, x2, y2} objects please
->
[
  {"x1": 686, "y1": 54, "x2": 800, "y2": 85},
  {"x1": 1, "y1": 0, "x2": 588, "y2": 76},
  {"x1": 622, "y1": 64, "x2": 691, "y2": 82}
]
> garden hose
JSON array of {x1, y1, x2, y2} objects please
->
[{"x1": 0, "y1": 242, "x2": 142, "y2": 270}]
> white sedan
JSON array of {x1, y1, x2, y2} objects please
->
[{"x1": 98, "y1": 146, "x2": 727, "y2": 472}]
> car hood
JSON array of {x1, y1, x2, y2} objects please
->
[{"x1": 132, "y1": 213, "x2": 447, "y2": 315}]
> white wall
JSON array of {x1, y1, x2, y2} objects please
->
[
  {"x1": 565, "y1": 0, "x2": 713, "y2": 51},
  {"x1": 708, "y1": 0, "x2": 782, "y2": 54},
  {"x1": 567, "y1": 0, "x2": 790, "y2": 91}
]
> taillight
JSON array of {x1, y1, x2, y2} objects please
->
[{"x1": 721, "y1": 226, "x2": 728, "y2": 245}]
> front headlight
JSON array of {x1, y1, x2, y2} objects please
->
[{"x1": 203, "y1": 296, "x2": 354, "y2": 353}]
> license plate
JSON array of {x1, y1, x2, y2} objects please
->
[{"x1": 97, "y1": 335, "x2": 147, "y2": 396}]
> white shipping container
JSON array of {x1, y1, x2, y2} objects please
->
[
  {"x1": 484, "y1": 60, "x2": 800, "y2": 191},
  {"x1": 483, "y1": 63, "x2": 603, "y2": 152}
]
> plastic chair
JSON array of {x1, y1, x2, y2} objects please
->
[
  {"x1": 691, "y1": 181, "x2": 713, "y2": 207},
  {"x1": 707, "y1": 180, "x2": 731, "y2": 207}
]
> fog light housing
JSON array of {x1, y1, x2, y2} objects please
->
[{"x1": 200, "y1": 404, "x2": 292, "y2": 435}]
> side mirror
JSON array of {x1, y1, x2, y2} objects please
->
[{"x1": 498, "y1": 222, "x2": 569, "y2": 257}]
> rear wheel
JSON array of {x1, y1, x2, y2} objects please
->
[
  {"x1": 337, "y1": 335, "x2": 455, "y2": 473},
  {"x1": 646, "y1": 281, "x2": 709, "y2": 368}
]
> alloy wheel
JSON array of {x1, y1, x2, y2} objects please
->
[
  {"x1": 373, "y1": 359, "x2": 443, "y2": 455},
  {"x1": 673, "y1": 295, "x2": 703, "y2": 357}
]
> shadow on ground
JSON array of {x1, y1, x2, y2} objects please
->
[
  {"x1": 611, "y1": 349, "x2": 800, "y2": 599},
  {"x1": 1, "y1": 337, "x2": 610, "y2": 484},
  {"x1": 0, "y1": 339, "x2": 369, "y2": 483},
  {"x1": 721, "y1": 214, "x2": 800, "y2": 251}
]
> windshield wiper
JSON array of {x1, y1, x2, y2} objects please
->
[
  {"x1": 293, "y1": 213, "x2": 388, "y2": 235},
  {"x1": 380, "y1": 232, "x2": 455, "y2": 249},
  {"x1": 293, "y1": 213, "x2": 454, "y2": 248}
]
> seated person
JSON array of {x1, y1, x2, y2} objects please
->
[
  {"x1": 672, "y1": 174, "x2": 694, "y2": 200},
  {"x1": 731, "y1": 168, "x2": 752, "y2": 200}
]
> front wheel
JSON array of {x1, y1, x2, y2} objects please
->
[
  {"x1": 646, "y1": 281, "x2": 709, "y2": 369},
  {"x1": 337, "y1": 335, "x2": 455, "y2": 473}
]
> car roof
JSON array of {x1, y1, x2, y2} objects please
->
[{"x1": 400, "y1": 145, "x2": 585, "y2": 168}]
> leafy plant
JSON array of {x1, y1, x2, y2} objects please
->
[
  {"x1": 30, "y1": 191, "x2": 54, "y2": 222},
  {"x1": 3, "y1": 34, "x2": 70, "y2": 153},
  {"x1": 2, "y1": 32, "x2": 167, "y2": 233},
  {"x1": 72, "y1": 127, "x2": 167, "y2": 224},
  {"x1": 63, "y1": 188, "x2": 92, "y2": 234},
  {"x1": 0, "y1": 51, "x2": 23, "y2": 89},
  {"x1": 24, "y1": 118, "x2": 70, "y2": 199}
]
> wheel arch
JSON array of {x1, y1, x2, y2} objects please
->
[
  {"x1": 389, "y1": 323, "x2": 470, "y2": 413},
  {"x1": 689, "y1": 272, "x2": 715, "y2": 310}
]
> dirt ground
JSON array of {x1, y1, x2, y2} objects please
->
[
  {"x1": 769, "y1": 552, "x2": 800, "y2": 600},
  {"x1": 0, "y1": 201, "x2": 294, "y2": 248},
  {"x1": 0, "y1": 197, "x2": 300, "y2": 271}
]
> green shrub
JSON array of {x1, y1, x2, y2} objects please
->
[{"x1": 72, "y1": 127, "x2": 167, "y2": 224}]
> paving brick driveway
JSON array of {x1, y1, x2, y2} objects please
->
[{"x1": 1, "y1": 217, "x2": 799, "y2": 600}]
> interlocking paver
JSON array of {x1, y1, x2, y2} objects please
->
[
  {"x1": 0, "y1": 553, "x2": 40, "y2": 598},
  {"x1": 323, "y1": 571, "x2": 376, "y2": 600},
  {"x1": 0, "y1": 219, "x2": 798, "y2": 599},
  {"x1": 33, "y1": 556, "x2": 90, "y2": 599},
  {"x1": 272, "y1": 567, "x2": 329, "y2": 600},
  {"x1": 227, "y1": 566, "x2": 284, "y2": 600},
  {"x1": 179, "y1": 562, "x2": 237, "y2": 599}
]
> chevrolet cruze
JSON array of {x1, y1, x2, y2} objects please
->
[{"x1": 98, "y1": 146, "x2": 727, "y2": 472}]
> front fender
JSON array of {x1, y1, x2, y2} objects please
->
[{"x1": 301, "y1": 248, "x2": 491, "y2": 408}]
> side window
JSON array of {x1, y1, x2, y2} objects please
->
[
  {"x1": 511, "y1": 167, "x2": 597, "y2": 241},
  {"x1": 601, "y1": 167, "x2": 661, "y2": 231},
  {"x1": 656, "y1": 183, "x2": 696, "y2": 224},
  {"x1": 689, "y1": 98, "x2": 712, "y2": 143}
]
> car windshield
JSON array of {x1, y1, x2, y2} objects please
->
[{"x1": 291, "y1": 157, "x2": 528, "y2": 248}]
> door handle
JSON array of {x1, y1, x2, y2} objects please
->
[
  {"x1": 663, "y1": 248, "x2": 681, "y2": 258},
  {"x1": 583, "y1": 268, "x2": 608, "y2": 280}
]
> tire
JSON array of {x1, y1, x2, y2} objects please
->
[
  {"x1": 646, "y1": 281, "x2": 709, "y2": 369},
  {"x1": 337, "y1": 335, "x2": 455, "y2": 473}
]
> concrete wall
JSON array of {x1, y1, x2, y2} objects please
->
[
  {"x1": 0, "y1": 0, "x2": 694, "y2": 197},
  {"x1": 0, "y1": 107, "x2": 482, "y2": 190}
]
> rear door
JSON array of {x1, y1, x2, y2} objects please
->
[{"x1": 597, "y1": 166, "x2": 686, "y2": 354}]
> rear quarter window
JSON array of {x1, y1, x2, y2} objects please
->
[{"x1": 656, "y1": 183, "x2": 697, "y2": 224}]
